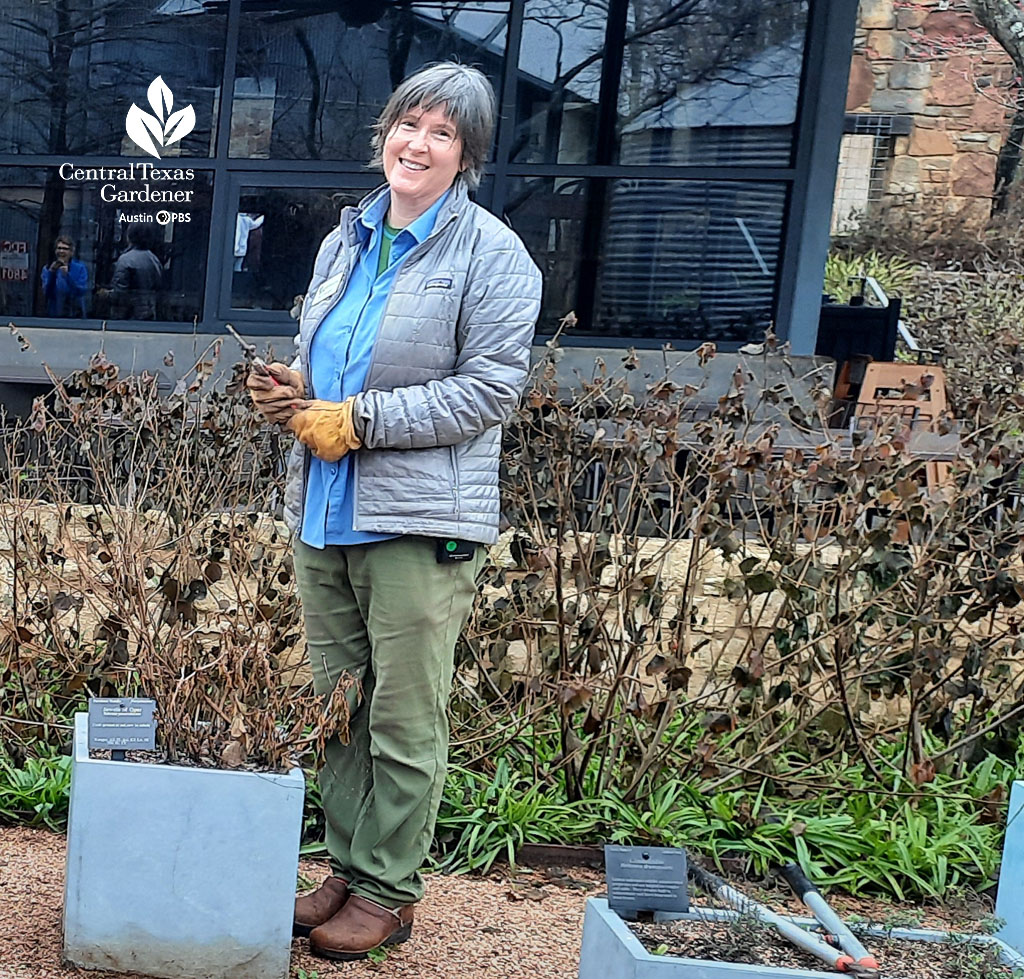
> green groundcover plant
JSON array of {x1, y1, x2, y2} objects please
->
[{"x1": 1, "y1": 725, "x2": 1013, "y2": 899}]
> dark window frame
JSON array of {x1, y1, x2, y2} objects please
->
[{"x1": 0, "y1": 0, "x2": 856, "y2": 356}]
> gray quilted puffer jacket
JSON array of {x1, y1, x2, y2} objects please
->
[{"x1": 283, "y1": 181, "x2": 542, "y2": 545}]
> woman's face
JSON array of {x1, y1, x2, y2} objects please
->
[
  {"x1": 54, "y1": 241, "x2": 73, "y2": 262},
  {"x1": 382, "y1": 103, "x2": 463, "y2": 215}
]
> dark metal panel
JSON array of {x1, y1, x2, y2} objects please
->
[
  {"x1": 505, "y1": 163, "x2": 797, "y2": 181},
  {"x1": 490, "y1": 0, "x2": 526, "y2": 216},
  {"x1": 204, "y1": 0, "x2": 242, "y2": 327},
  {"x1": 774, "y1": 0, "x2": 859, "y2": 354}
]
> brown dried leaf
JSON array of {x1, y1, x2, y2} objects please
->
[
  {"x1": 910, "y1": 759, "x2": 936, "y2": 786},
  {"x1": 220, "y1": 740, "x2": 245, "y2": 769}
]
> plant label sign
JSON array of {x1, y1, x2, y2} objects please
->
[
  {"x1": 604, "y1": 845, "x2": 689, "y2": 916},
  {"x1": 87, "y1": 698, "x2": 157, "y2": 751}
]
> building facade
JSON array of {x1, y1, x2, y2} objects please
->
[
  {"x1": 0, "y1": 0, "x2": 856, "y2": 382},
  {"x1": 834, "y1": 0, "x2": 1015, "y2": 235}
]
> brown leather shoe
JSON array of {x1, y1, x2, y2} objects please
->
[
  {"x1": 309, "y1": 894, "x2": 414, "y2": 961},
  {"x1": 293, "y1": 876, "x2": 349, "y2": 938}
]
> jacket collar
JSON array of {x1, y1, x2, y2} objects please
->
[{"x1": 347, "y1": 180, "x2": 468, "y2": 241}]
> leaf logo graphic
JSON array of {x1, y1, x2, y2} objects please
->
[{"x1": 125, "y1": 77, "x2": 195, "y2": 159}]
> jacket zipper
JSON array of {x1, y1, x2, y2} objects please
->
[
  {"x1": 298, "y1": 226, "x2": 358, "y2": 533},
  {"x1": 351, "y1": 207, "x2": 460, "y2": 531},
  {"x1": 449, "y1": 444, "x2": 461, "y2": 519}
]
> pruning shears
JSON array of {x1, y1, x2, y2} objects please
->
[
  {"x1": 690, "y1": 861, "x2": 879, "y2": 978},
  {"x1": 224, "y1": 323, "x2": 281, "y2": 386}
]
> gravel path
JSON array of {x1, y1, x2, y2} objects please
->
[
  {"x1": 1, "y1": 827, "x2": 999, "y2": 979},
  {"x1": 0, "y1": 827, "x2": 596, "y2": 979}
]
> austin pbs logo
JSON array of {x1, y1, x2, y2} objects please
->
[{"x1": 125, "y1": 77, "x2": 195, "y2": 160}]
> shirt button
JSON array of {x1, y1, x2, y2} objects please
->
[{"x1": 330, "y1": 467, "x2": 338, "y2": 476}]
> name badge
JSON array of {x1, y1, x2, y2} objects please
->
[{"x1": 315, "y1": 271, "x2": 344, "y2": 302}]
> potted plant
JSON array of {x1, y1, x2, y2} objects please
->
[{"x1": 2, "y1": 352, "x2": 348, "y2": 979}]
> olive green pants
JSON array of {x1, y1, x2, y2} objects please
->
[{"x1": 294, "y1": 536, "x2": 484, "y2": 908}]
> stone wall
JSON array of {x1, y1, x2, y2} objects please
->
[{"x1": 840, "y1": 0, "x2": 1015, "y2": 233}]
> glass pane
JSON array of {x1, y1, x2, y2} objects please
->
[
  {"x1": 502, "y1": 176, "x2": 587, "y2": 333},
  {"x1": 595, "y1": 179, "x2": 787, "y2": 341},
  {"x1": 231, "y1": 186, "x2": 367, "y2": 311},
  {"x1": 617, "y1": 0, "x2": 808, "y2": 166},
  {"x1": 0, "y1": 166, "x2": 212, "y2": 322},
  {"x1": 230, "y1": 3, "x2": 508, "y2": 161},
  {"x1": 512, "y1": 1, "x2": 606, "y2": 164},
  {"x1": 0, "y1": 1, "x2": 226, "y2": 157}
]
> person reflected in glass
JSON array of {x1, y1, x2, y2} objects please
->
[
  {"x1": 247, "y1": 63, "x2": 542, "y2": 962},
  {"x1": 40, "y1": 235, "x2": 89, "y2": 318},
  {"x1": 100, "y1": 224, "x2": 164, "y2": 320}
]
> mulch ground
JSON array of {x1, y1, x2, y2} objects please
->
[
  {"x1": 0, "y1": 827, "x2": 600, "y2": 979},
  {"x1": 629, "y1": 915, "x2": 1014, "y2": 979},
  {"x1": 0, "y1": 826, "x2": 1004, "y2": 979}
]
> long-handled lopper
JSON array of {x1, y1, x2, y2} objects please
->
[
  {"x1": 779, "y1": 862, "x2": 879, "y2": 977},
  {"x1": 690, "y1": 862, "x2": 879, "y2": 978}
]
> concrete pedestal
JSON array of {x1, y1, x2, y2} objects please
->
[
  {"x1": 63, "y1": 712, "x2": 304, "y2": 979},
  {"x1": 996, "y1": 779, "x2": 1024, "y2": 954}
]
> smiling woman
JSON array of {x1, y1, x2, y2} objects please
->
[{"x1": 244, "y1": 61, "x2": 542, "y2": 964}]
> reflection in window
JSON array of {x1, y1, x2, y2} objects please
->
[
  {"x1": 502, "y1": 176, "x2": 587, "y2": 333},
  {"x1": 0, "y1": 167, "x2": 212, "y2": 322},
  {"x1": 512, "y1": 1, "x2": 606, "y2": 164},
  {"x1": 231, "y1": 187, "x2": 366, "y2": 310},
  {"x1": 0, "y1": 1, "x2": 225, "y2": 157},
  {"x1": 230, "y1": 3, "x2": 508, "y2": 160},
  {"x1": 596, "y1": 179, "x2": 787, "y2": 341},
  {"x1": 511, "y1": 0, "x2": 807, "y2": 167},
  {"x1": 617, "y1": 0, "x2": 808, "y2": 166}
]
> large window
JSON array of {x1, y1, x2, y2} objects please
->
[
  {"x1": 506, "y1": 175, "x2": 786, "y2": 339},
  {"x1": 513, "y1": 0, "x2": 807, "y2": 168},
  {"x1": 595, "y1": 179, "x2": 787, "y2": 339},
  {"x1": 0, "y1": 1, "x2": 226, "y2": 157},
  {"x1": 0, "y1": 166, "x2": 212, "y2": 321},
  {"x1": 0, "y1": 0, "x2": 835, "y2": 348},
  {"x1": 229, "y1": 185, "x2": 368, "y2": 311},
  {"x1": 230, "y1": 4, "x2": 508, "y2": 160},
  {"x1": 513, "y1": 1, "x2": 606, "y2": 165},
  {"x1": 616, "y1": 0, "x2": 807, "y2": 167}
]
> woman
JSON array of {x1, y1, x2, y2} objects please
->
[
  {"x1": 40, "y1": 235, "x2": 89, "y2": 318},
  {"x1": 248, "y1": 62, "x2": 542, "y2": 961}
]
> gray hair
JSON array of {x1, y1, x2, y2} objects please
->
[{"x1": 370, "y1": 62, "x2": 496, "y2": 191}]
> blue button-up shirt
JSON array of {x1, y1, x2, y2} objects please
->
[{"x1": 300, "y1": 188, "x2": 450, "y2": 549}]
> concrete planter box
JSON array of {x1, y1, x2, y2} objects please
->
[
  {"x1": 63, "y1": 713, "x2": 304, "y2": 979},
  {"x1": 996, "y1": 780, "x2": 1024, "y2": 955},
  {"x1": 578, "y1": 898, "x2": 1024, "y2": 979}
]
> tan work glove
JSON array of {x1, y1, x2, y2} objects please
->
[
  {"x1": 287, "y1": 398, "x2": 362, "y2": 462},
  {"x1": 247, "y1": 362, "x2": 304, "y2": 425}
]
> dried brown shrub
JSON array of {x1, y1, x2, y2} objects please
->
[
  {"x1": 5, "y1": 324, "x2": 1024, "y2": 806},
  {"x1": 456, "y1": 331, "x2": 1024, "y2": 804},
  {"x1": 0, "y1": 343, "x2": 350, "y2": 771}
]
